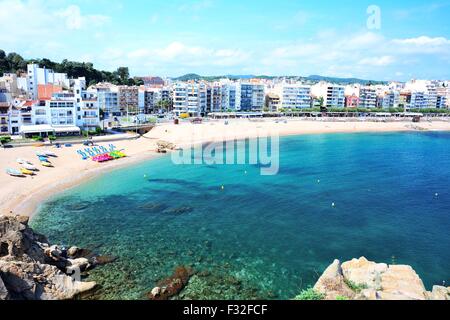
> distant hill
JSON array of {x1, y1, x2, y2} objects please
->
[
  {"x1": 173, "y1": 73, "x2": 387, "y2": 85},
  {"x1": 305, "y1": 75, "x2": 386, "y2": 85}
]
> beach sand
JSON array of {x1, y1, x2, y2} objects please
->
[{"x1": 1, "y1": 119, "x2": 449, "y2": 218}]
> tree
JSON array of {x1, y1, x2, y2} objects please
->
[{"x1": 117, "y1": 67, "x2": 130, "y2": 83}]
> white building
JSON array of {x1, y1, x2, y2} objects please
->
[
  {"x1": 26, "y1": 63, "x2": 70, "y2": 100},
  {"x1": 359, "y1": 86, "x2": 378, "y2": 108},
  {"x1": 173, "y1": 82, "x2": 207, "y2": 116},
  {"x1": 88, "y1": 83, "x2": 120, "y2": 117},
  {"x1": 404, "y1": 80, "x2": 438, "y2": 109},
  {"x1": 311, "y1": 82, "x2": 345, "y2": 108},
  {"x1": 273, "y1": 83, "x2": 312, "y2": 110},
  {"x1": 377, "y1": 91, "x2": 400, "y2": 109},
  {"x1": 73, "y1": 78, "x2": 100, "y2": 130}
]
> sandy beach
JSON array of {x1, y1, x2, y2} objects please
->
[{"x1": 1, "y1": 119, "x2": 450, "y2": 218}]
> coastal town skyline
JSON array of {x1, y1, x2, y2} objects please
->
[{"x1": 1, "y1": 0, "x2": 450, "y2": 80}]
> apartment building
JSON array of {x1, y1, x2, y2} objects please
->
[
  {"x1": 265, "y1": 93, "x2": 281, "y2": 112},
  {"x1": 237, "y1": 82, "x2": 265, "y2": 111},
  {"x1": 358, "y1": 86, "x2": 378, "y2": 108},
  {"x1": 142, "y1": 88, "x2": 162, "y2": 114},
  {"x1": 377, "y1": 91, "x2": 400, "y2": 109},
  {"x1": 404, "y1": 80, "x2": 438, "y2": 109},
  {"x1": 27, "y1": 63, "x2": 70, "y2": 100},
  {"x1": 206, "y1": 83, "x2": 222, "y2": 113},
  {"x1": 273, "y1": 84, "x2": 312, "y2": 110},
  {"x1": 436, "y1": 86, "x2": 449, "y2": 109},
  {"x1": 89, "y1": 83, "x2": 120, "y2": 117},
  {"x1": 311, "y1": 82, "x2": 345, "y2": 108},
  {"x1": 73, "y1": 78, "x2": 100, "y2": 130},
  {"x1": 118, "y1": 86, "x2": 139, "y2": 115},
  {"x1": 220, "y1": 81, "x2": 237, "y2": 111},
  {"x1": 345, "y1": 95, "x2": 359, "y2": 107},
  {"x1": 172, "y1": 82, "x2": 207, "y2": 116}
]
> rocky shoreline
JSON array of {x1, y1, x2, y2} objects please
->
[
  {"x1": 311, "y1": 257, "x2": 449, "y2": 300},
  {"x1": 1, "y1": 215, "x2": 449, "y2": 301},
  {"x1": 0, "y1": 215, "x2": 115, "y2": 300}
]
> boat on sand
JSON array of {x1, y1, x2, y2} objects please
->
[{"x1": 6, "y1": 168, "x2": 24, "y2": 177}]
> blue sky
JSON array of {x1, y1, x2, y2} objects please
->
[{"x1": 1, "y1": 0, "x2": 450, "y2": 80}]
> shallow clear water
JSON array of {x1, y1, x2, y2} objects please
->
[{"x1": 31, "y1": 132, "x2": 450, "y2": 300}]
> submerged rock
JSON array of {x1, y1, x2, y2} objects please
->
[
  {"x1": 147, "y1": 266, "x2": 194, "y2": 300},
  {"x1": 163, "y1": 207, "x2": 194, "y2": 215},
  {"x1": 311, "y1": 257, "x2": 444, "y2": 300}
]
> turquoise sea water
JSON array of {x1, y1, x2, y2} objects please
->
[{"x1": 31, "y1": 132, "x2": 450, "y2": 299}]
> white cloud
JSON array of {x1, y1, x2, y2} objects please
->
[
  {"x1": 358, "y1": 56, "x2": 395, "y2": 66},
  {"x1": 56, "y1": 5, "x2": 110, "y2": 30},
  {"x1": 392, "y1": 36, "x2": 450, "y2": 46}
]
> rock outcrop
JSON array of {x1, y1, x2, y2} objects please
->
[
  {"x1": 314, "y1": 257, "x2": 449, "y2": 300},
  {"x1": 0, "y1": 215, "x2": 103, "y2": 300}
]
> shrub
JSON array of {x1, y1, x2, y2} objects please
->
[
  {"x1": 0, "y1": 136, "x2": 11, "y2": 144},
  {"x1": 48, "y1": 135, "x2": 57, "y2": 141},
  {"x1": 335, "y1": 295, "x2": 349, "y2": 300},
  {"x1": 31, "y1": 135, "x2": 44, "y2": 142},
  {"x1": 344, "y1": 279, "x2": 368, "y2": 293},
  {"x1": 294, "y1": 288, "x2": 324, "y2": 301}
]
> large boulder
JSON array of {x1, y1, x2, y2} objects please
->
[
  {"x1": 341, "y1": 257, "x2": 387, "y2": 290},
  {"x1": 0, "y1": 259, "x2": 96, "y2": 300},
  {"x1": 313, "y1": 259, "x2": 355, "y2": 300},
  {"x1": 378, "y1": 265, "x2": 427, "y2": 300},
  {"x1": 0, "y1": 215, "x2": 47, "y2": 263},
  {"x1": 429, "y1": 286, "x2": 449, "y2": 300},
  {"x1": 313, "y1": 257, "x2": 440, "y2": 300},
  {"x1": 0, "y1": 215, "x2": 104, "y2": 300}
]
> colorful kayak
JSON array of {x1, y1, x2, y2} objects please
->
[
  {"x1": 22, "y1": 163, "x2": 38, "y2": 171},
  {"x1": 92, "y1": 154, "x2": 114, "y2": 163},
  {"x1": 20, "y1": 168, "x2": 34, "y2": 176},
  {"x1": 38, "y1": 156, "x2": 49, "y2": 162},
  {"x1": 6, "y1": 168, "x2": 24, "y2": 177},
  {"x1": 41, "y1": 162, "x2": 53, "y2": 167},
  {"x1": 36, "y1": 152, "x2": 48, "y2": 157},
  {"x1": 44, "y1": 151, "x2": 57, "y2": 157},
  {"x1": 17, "y1": 158, "x2": 32, "y2": 165},
  {"x1": 109, "y1": 151, "x2": 126, "y2": 159}
]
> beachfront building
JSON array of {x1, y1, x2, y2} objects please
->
[
  {"x1": 377, "y1": 90, "x2": 400, "y2": 109},
  {"x1": 220, "y1": 81, "x2": 238, "y2": 111},
  {"x1": 311, "y1": 82, "x2": 345, "y2": 108},
  {"x1": 206, "y1": 83, "x2": 222, "y2": 113},
  {"x1": 436, "y1": 86, "x2": 449, "y2": 109},
  {"x1": 345, "y1": 95, "x2": 359, "y2": 107},
  {"x1": 88, "y1": 83, "x2": 120, "y2": 118},
  {"x1": 142, "y1": 88, "x2": 162, "y2": 114},
  {"x1": 73, "y1": 78, "x2": 100, "y2": 131},
  {"x1": 359, "y1": 86, "x2": 377, "y2": 108},
  {"x1": 237, "y1": 82, "x2": 265, "y2": 112},
  {"x1": 404, "y1": 80, "x2": 438, "y2": 109},
  {"x1": 272, "y1": 84, "x2": 312, "y2": 110},
  {"x1": 172, "y1": 82, "x2": 207, "y2": 116},
  {"x1": 265, "y1": 93, "x2": 281, "y2": 112},
  {"x1": 26, "y1": 63, "x2": 70, "y2": 100},
  {"x1": 118, "y1": 85, "x2": 139, "y2": 116}
]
